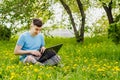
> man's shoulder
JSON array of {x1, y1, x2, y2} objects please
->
[
  {"x1": 38, "y1": 33, "x2": 44, "y2": 38},
  {"x1": 20, "y1": 31, "x2": 29, "y2": 37}
]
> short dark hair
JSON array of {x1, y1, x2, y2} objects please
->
[{"x1": 32, "y1": 18, "x2": 43, "y2": 27}]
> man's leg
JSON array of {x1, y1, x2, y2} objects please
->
[
  {"x1": 23, "y1": 55, "x2": 38, "y2": 64},
  {"x1": 23, "y1": 55, "x2": 44, "y2": 65},
  {"x1": 43, "y1": 55, "x2": 61, "y2": 66}
]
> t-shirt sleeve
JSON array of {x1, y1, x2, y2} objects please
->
[{"x1": 17, "y1": 34, "x2": 25, "y2": 47}]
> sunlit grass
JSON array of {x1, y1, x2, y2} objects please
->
[{"x1": 0, "y1": 36, "x2": 120, "y2": 80}]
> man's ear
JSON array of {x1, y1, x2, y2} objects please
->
[{"x1": 30, "y1": 23, "x2": 33, "y2": 27}]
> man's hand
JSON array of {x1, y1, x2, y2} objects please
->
[
  {"x1": 30, "y1": 50, "x2": 41, "y2": 57},
  {"x1": 40, "y1": 47, "x2": 46, "y2": 54}
]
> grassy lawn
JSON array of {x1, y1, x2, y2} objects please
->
[{"x1": 0, "y1": 36, "x2": 120, "y2": 80}]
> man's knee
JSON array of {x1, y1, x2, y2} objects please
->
[
  {"x1": 23, "y1": 55, "x2": 37, "y2": 63},
  {"x1": 43, "y1": 55, "x2": 61, "y2": 66},
  {"x1": 26, "y1": 55, "x2": 34, "y2": 60}
]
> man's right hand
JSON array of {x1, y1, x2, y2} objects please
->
[{"x1": 30, "y1": 50, "x2": 41, "y2": 57}]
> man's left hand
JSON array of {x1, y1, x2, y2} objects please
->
[{"x1": 40, "y1": 47, "x2": 46, "y2": 54}]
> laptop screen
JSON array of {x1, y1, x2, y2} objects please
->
[{"x1": 45, "y1": 44, "x2": 63, "y2": 53}]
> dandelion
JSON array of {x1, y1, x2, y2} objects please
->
[
  {"x1": 74, "y1": 64, "x2": 78, "y2": 67},
  {"x1": 72, "y1": 64, "x2": 78, "y2": 69},
  {"x1": 19, "y1": 61, "x2": 22, "y2": 64},
  {"x1": 113, "y1": 71, "x2": 117, "y2": 75},
  {"x1": 26, "y1": 63, "x2": 30, "y2": 65},
  {"x1": 10, "y1": 75, "x2": 14, "y2": 80},
  {"x1": 46, "y1": 74, "x2": 51, "y2": 78},
  {"x1": 115, "y1": 62, "x2": 118, "y2": 64},
  {"x1": 106, "y1": 65, "x2": 111, "y2": 69},
  {"x1": 11, "y1": 72, "x2": 15, "y2": 76},
  {"x1": 82, "y1": 66, "x2": 86, "y2": 71},
  {"x1": 84, "y1": 46, "x2": 86, "y2": 49},
  {"x1": 34, "y1": 68, "x2": 39, "y2": 73},
  {"x1": 40, "y1": 65, "x2": 44, "y2": 68},
  {"x1": 22, "y1": 71, "x2": 27, "y2": 74},
  {"x1": 38, "y1": 75, "x2": 42, "y2": 79},
  {"x1": 10, "y1": 57, "x2": 14, "y2": 60},
  {"x1": 97, "y1": 68, "x2": 105, "y2": 72},
  {"x1": 0, "y1": 71, "x2": 1, "y2": 74},
  {"x1": 10, "y1": 72, "x2": 15, "y2": 80},
  {"x1": 102, "y1": 74, "x2": 106, "y2": 77},
  {"x1": 47, "y1": 66, "x2": 53, "y2": 69},
  {"x1": 93, "y1": 64, "x2": 99, "y2": 68},
  {"x1": 112, "y1": 66, "x2": 120, "y2": 72},
  {"x1": 75, "y1": 59, "x2": 78, "y2": 62},
  {"x1": 11, "y1": 65, "x2": 15, "y2": 69},
  {"x1": 82, "y1": 68, "x2": 86, "y2": 71},
  {"x1": 29, "y1": 64, "x2": 33, "y2": 68},
  {"x1": 84, "y1": 59, "x2": 88, "y2": 63}
]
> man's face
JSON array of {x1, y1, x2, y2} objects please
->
[{"x1": 30, "y1": 24, "x2": 42, "y2": 36}]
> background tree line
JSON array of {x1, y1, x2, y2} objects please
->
[{"x1": 0, "y1": 0, "x2": 120, "y2": 43}]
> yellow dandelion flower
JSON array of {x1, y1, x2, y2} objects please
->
[
  {"x1": 46, "y1": 74, "x2": 51, "y2": 78},
  {"x1": 10, "y1": 72, "x2": 16, "y2": 80},
  {"x1": 11, "y1": 72, "x2": 15, "y2": 76},
  {"x1": 102, "y1": 74, "x2": 106, "y2": 77},
  {"x1": 97, "y1": 68, "x2": 105, "y2": 72},
  {"x1": 26, "y1": 63, "x2": 30, "y2": 65},
  {"x1": 40, "y1": 65, "x2": 44, "y2": 68},
  {"x1": 82, "y1": 68, "x2": 86, "y2": 71},
  {"x1": 73, "y1": 64, "x2": 78, "y2": 67},
  {"x1": 112, "y1": 66, "x2": 120, "y2": 72},
  {"x1": 34, "y1": 68, "x2": 39, "y2": 72},
  {"x1": 0, "y1": 72, "x2": 1, "y2": 75},
  {"x1": 48, "y1": 66, "x2": 53, "y2": 69},
  {"x1": 84, "y1": 59, "x2": 88, "y2": 63},
  {"x1": 115, "y1": 62, "x2": 118, "y2": 64},
  {"x1": 106, "y1": 66, "x2": 111, "y2": 69},
  {"x1": 10, "y1": 75, "x2": 14, "y2": 80},
  {"x1": 72, "y1": 64, "x2": 78, "y2": 69},
  {"x1": 11, "y1": 65, "x2": 15, "y2": 69},
  {"x1": 29, "y1": 65, "x2": 33, "y2": 68},
  {"x1": 38, "y1": 75, "x2": 42, "y2": 79},
  {"x1": 93, "y1": 64, "x2": 99, "y2": 68}
]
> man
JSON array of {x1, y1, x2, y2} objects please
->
[{"x1": 14, "y1": 18, "x2": 60, "y2": 65}]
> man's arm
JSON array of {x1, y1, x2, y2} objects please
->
[
  {"x1": 14, "y1": 45, "x2": 30, "y2": 55},
  {"x1": 14, "y1": 45, "x2": 41, "y2": 57}
]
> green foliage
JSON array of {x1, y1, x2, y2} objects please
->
[
  {"x1": 115, "y1": 14, "x2": 120, "y2": 22},
  {"x1": 108, "y1": 22, "x2": 120, "y2": 44},
  {"x1": 0, "y1": 25, "x2": 11, "y2": 40},
  {"x1": 0, "y1": 0, "x2": 52, "y2": 32},
  {"x1": 99, "y1": 0, "x2": 119, "y2": 6},
  {"x1": 0, "y1": 36, "x2": 120, "y2": 79},
  {"x1": 62, "y1": 0, "x2": 89, "y2": 12}
]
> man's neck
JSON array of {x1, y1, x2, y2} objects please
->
[{"x1": 29, "y1": 31, "x2": 36, "y2": 37}]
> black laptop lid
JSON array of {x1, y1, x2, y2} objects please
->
[{"x1": 46, "y1": 44, "x2": 63, "y2": 53}]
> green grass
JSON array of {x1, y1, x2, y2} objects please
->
[{"x1": 0, "y1": 36, "x2": 120, "y2": 80}]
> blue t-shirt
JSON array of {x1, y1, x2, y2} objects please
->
[{"x1": 17, "y1": 31, "x2": 45, "y2": 61}]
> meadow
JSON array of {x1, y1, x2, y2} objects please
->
[{"x1": 0, "y1": 35, "x2": 120, "y2": 80}]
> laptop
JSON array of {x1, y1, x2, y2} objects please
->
[
  {"x1": 45, "y1": 43, "x2": 63, "y2": 53},
  {"x1": 38, "y1": 44, "x2": 63, "y2": 62}
]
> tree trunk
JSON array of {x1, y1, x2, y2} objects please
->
[
  {"x1": 76, "y1": 0, "x2": 85, "y2": 42},
  {"x1": 59, "y1": 0, "x2": 80, "y2": 42},
  {"x1": 102, "y1": 0, "x2": 114, "y2": 24}
]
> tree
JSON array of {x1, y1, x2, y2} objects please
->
[
  {"x1": 59, "y1": 0, "x2": 85, "y2": 42},
  {"x1": 76, "y1": 0, "x2": 85, "y2": 42},
  {"x1": 100, "y1": 0, "x2": 120, "y2": 43},
  {"x1": 102, "y1": 0, "x2": 114, "y2": 24},
  {"x1": 0, "y1": 0, "x2": 52, "y2": 34}
]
